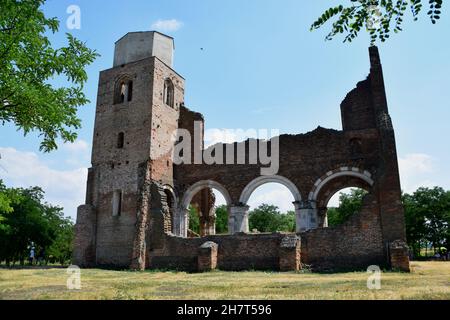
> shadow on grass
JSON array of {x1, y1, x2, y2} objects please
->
[{"x1": 0, "y1": 265, "x2": 68, "y2": 270}]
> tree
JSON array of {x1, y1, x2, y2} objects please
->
[
  {"x1": 0, "y1": 179, "x2": 20, "y2": 220},
  {"x1": 403, "y1": 192, "x2": 427, "y2": 257},
  {"x1": 0, "y1": 0, "x2": 98, "y2": 152},
  {"x1": 311, "y1": 0, "x2": 443, "y2": 44},
  {"x1": 0, "y1": 184, "x2": 74, "y2": 266},
  {"x1": 404, "y1": 187, "x2": 450, "y2": 255},
  {"x1": 0, "y1": 186, "x2": 51, "y2": 264},
  {"x1": 47, "y1": 212, "x2": 74, "y2": 265},
  {"x1": 249, "y1": 204, "x2": 295, "y2": 233},
  {"x1": 278, "y1": 211, "x2": 296, "y2": 233},
  {"x1": 188, "y1": 205, "x2": 200, "y2": 235},
  {"x1": 327, "y1": 188, "x2": 368, "y2": 227},
  {"x1": 215, "y1": 205, "x2": 228, "y2": 234}
]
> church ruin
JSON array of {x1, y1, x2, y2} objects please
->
[{"x1": 73, "y1": 31, "x2": 410, "y2": 272}]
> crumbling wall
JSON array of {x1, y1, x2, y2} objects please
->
[
  {"x1": 301, "y1": 193, "x2": 385, "y2": 271},
  {"x1": 150, "y1": 233, "x2": 287, "y2": 272}
]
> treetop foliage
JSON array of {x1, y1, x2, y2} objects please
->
[
  {"x1": 0, "y1": 0, "x2": 99, "y2": 152},
  {"x1": 311, "y1": 0, "x2": 444, "y2": 44}
]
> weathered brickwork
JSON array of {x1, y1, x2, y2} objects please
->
[
  {"x1": 150, "y1": 233, "x2": 286, "y2": 272},
  {"x1": 73, "y1": 31, "x2": 410, "y2": 272},
  {"x1": 279, "y1": 235, "x2": 301, "y2": 271},
  {"x1": 389, "y1": 240, "x2": 410, "y2": 272},
  {"x1": 302, "y1": 193, "x2": 385, "y2": 271},
  {"x1": 198, "y1": 242, "x2": 219, "y2": 272}
]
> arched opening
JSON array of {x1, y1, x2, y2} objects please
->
[
  {"x1": 179, "y1": 181, "x2": 231, "y2": 238},
  {"x1": 239, "y1": 176, "x2": 301, "y2": 233},
  {"x1": 163, "y1": 186, "x2": 177, "y2": 235},
  {"x1": 310, "y1": 168, "x2": 374, "y2": 228},
  {"x1": 246, "y1": 183, "x2": 296, "y2": 233},
  {"x1": 114, "y1": 77, "x2": 133, "y2": 104},
  {"x1": 326, "y1": 187, "x2": 369, "y2": 227},
  {"x1": 163, "y1": 79, "x2": 174, "y2": 108}
]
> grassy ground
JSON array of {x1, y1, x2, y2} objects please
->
[{"x1": 0, "y1": 261, "x2": 449, "y2": 300}]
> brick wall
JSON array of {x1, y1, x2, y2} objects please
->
[
  {"x1": 150, "y1": 233, "x2": 286, "y2": 272},
  {"x1": 302, "y1": 193, "x2": 385, "y2": 271}
]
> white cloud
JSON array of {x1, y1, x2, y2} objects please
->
[
  {"x1": 63, "y1": 139, "x2": 89, "y2": 153},
  {"x1": 398, "y1": 153, "x2": 435, "y2": 193},
  {"x1": 204, "y1": 129, "x2": 244, "y2": 148},
  {"x1": 62, "y1": 139, "x2": 90, "y2": 168},
  {"x1": 151, "y1": 19, "x2": 183, "y2": 32},
  {"x1": 0, "y1": 147, "x2": 87, "y2": 221}
]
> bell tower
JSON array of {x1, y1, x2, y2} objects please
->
[{"x1": 73, "y1": 31, "x2": 185, "y2": 268}]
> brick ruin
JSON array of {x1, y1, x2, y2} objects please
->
[{"x1": 73, "y1": 31, "x2": 410, "y2": 272}]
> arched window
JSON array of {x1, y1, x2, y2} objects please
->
[
  {"x1": 115, "y1": 78, "x2": 133, "y2": 104},
  {"x1": 117, "y1": 132, "x2": 124, "y2": 149},
  {"x1": 164, "y1": 79, "x2": 174, "y2": 107}
]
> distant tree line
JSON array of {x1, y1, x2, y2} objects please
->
[{"x1": 0, "y1": 180, "x2": 74, "y2": 266}]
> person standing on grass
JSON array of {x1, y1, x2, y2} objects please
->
[{"x1": 29, "y1": 245, "x2": 35, "y2": 266}]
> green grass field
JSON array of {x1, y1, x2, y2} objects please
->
[{"x1": 0, "y1": 261, "x2": 449, "y2": 300}]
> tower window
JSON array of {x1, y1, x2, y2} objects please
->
[
  {"x1": 127, "y1": 81, "x2": 133, "y2": 101},
  {"x1": 117, "y1": 132, "x2": 125, "y2": 149},
  {"x1": 164, "y1": 79, "x2": 174, "y2": 108},
  {"x1": 112, "y1": 190, "x2": 122, "y2": 217},
  {"x1": 115, "y1": 78, "x2": 133, "y2": 104}
]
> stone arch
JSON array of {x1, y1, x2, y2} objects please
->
[
  {"x1": 308, "y1": 167, "x2": 375, "y2": 228},
  {"x1": 309, "y1": 167, "x2": 374, "y2": 202},
  {"x1": 239, "y1": 175, "x2": 301, "y2": 205},
  {"x1": 162, "y1": 184, "x2": 179, "y2": 207},
  {"x1": 181, "y1": 180, "x2": 231, "y2": 210},
  {"x1": 162, "y1": 185, "x2": 177, "y2": 232},
  {"x1": 175, "y1": 180, "x2": 231, "y2": 238},
  {"x1": 163, "y1": 78, "x2": 174, "y2": 107},
  {"x1": 114, "y1": 74, "x2": 133, "y2": 104}
]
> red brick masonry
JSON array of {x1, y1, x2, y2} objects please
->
[{"x1": 73, "y1": 37, "x2": 410, "y2": 272}]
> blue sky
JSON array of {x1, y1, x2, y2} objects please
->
[{"x1": 1, "y1": 0, "x2": 449, "y2": 219}]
